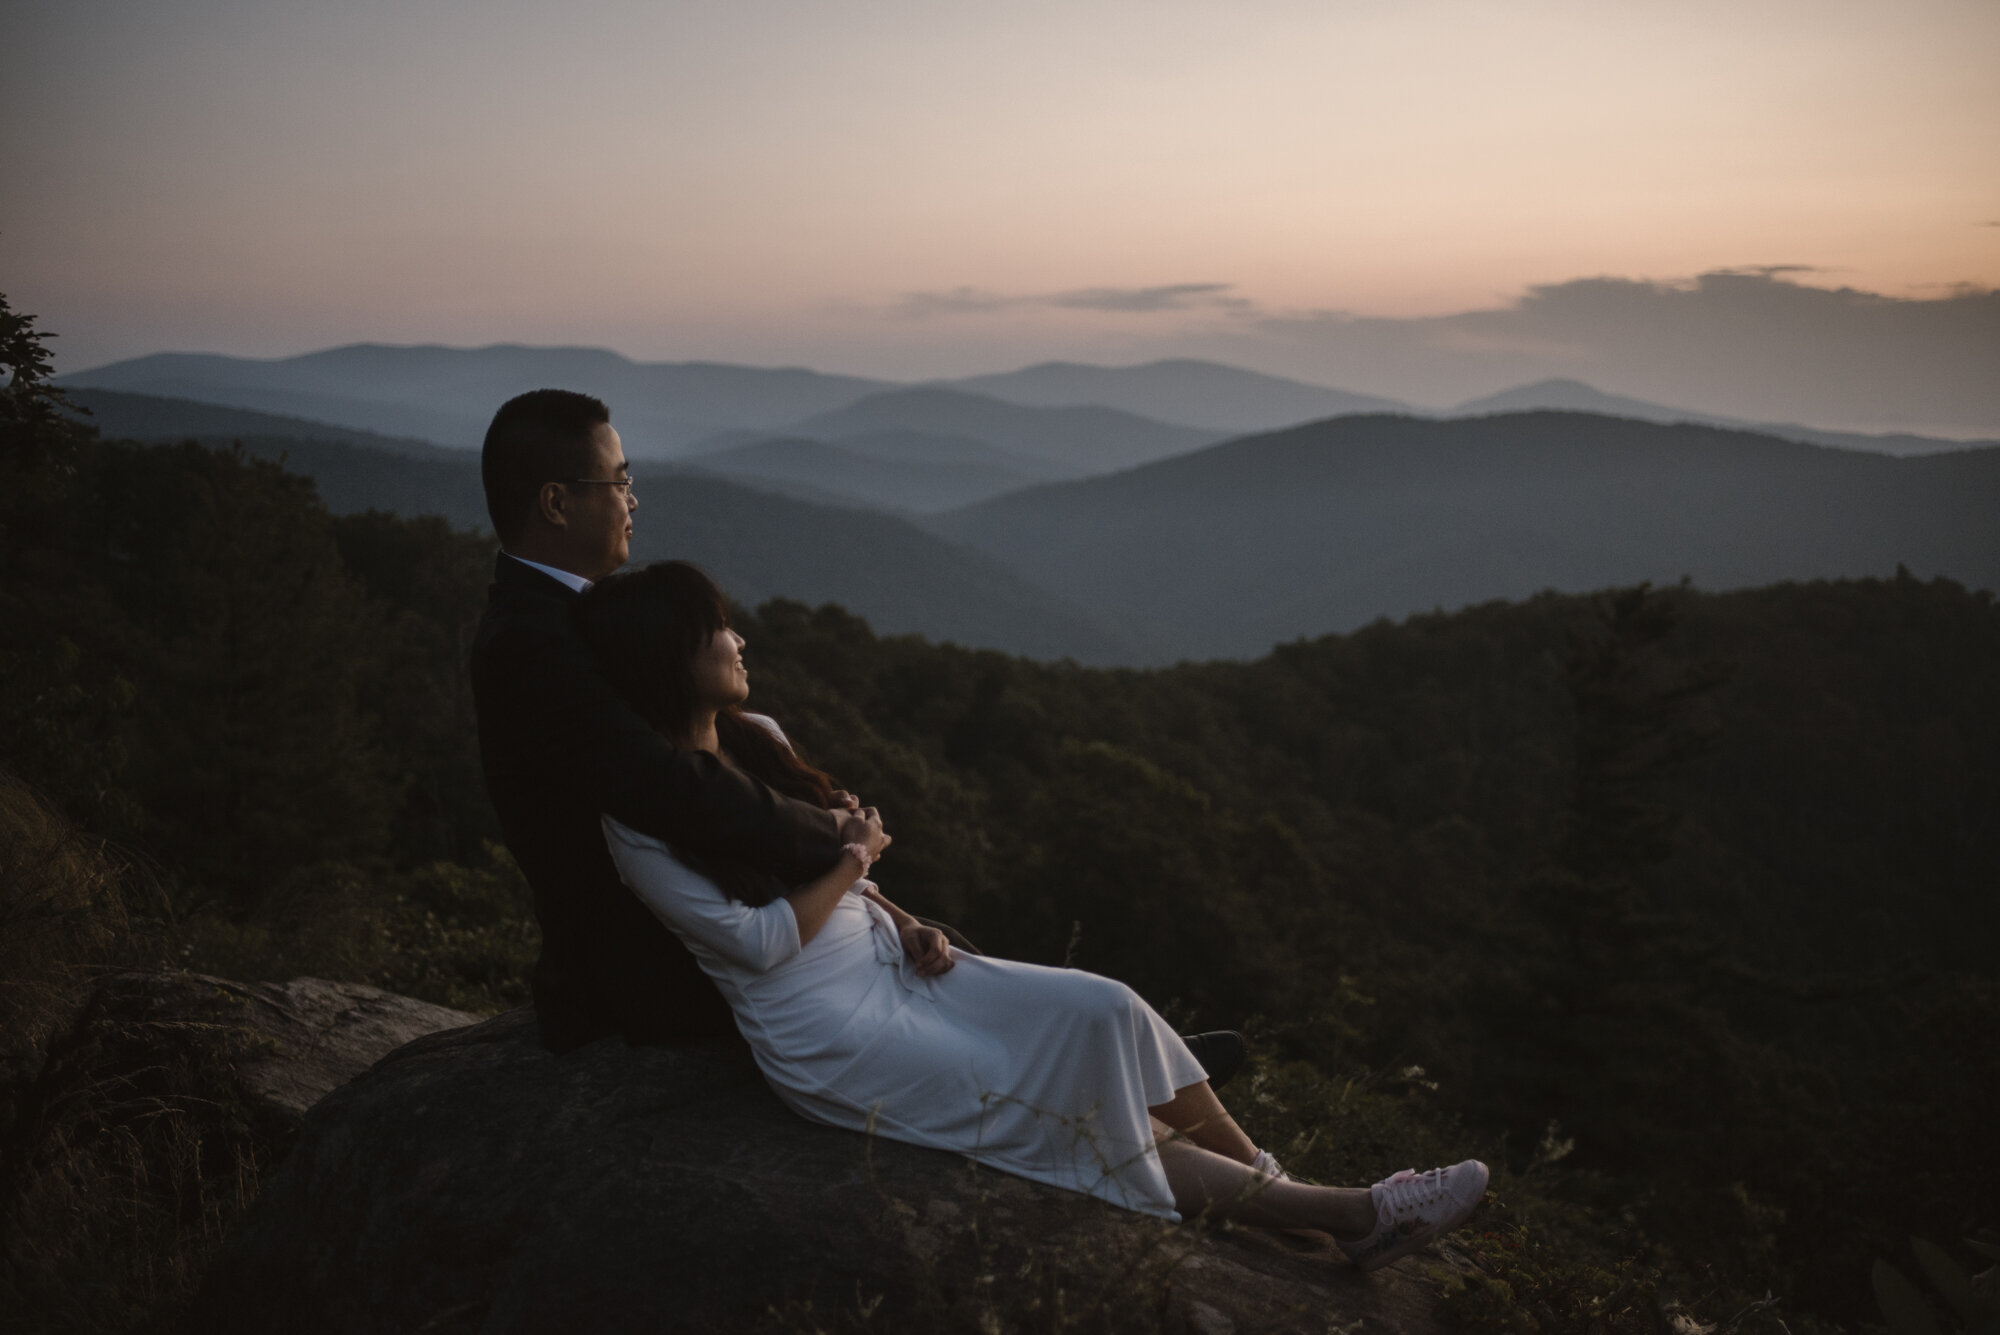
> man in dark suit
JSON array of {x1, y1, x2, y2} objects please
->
[
  {"x1": 470, "y1": 389, "x2": 883, "y2": 1052},
  {"x1": 469, "y1": 389, "x2": 1247, "y2": 1083}
]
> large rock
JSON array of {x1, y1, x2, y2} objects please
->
[
  {"x1": 16, "y1": 971, "x2": 478, "y2": 1144},
  {"x1": 190, "y1": 1007, "x2": 1460, "y2": 1334},
  {"x1": 0, "y1": 972, "x2": 480, "y2": 1333},
  {"x1": 171, "y1": 973, "x2": 481, "y2": 1119}
]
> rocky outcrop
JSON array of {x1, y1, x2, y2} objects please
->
[
  {"x1": 168, "y1": 972, "x2": 479, "y2": 1118},
  {"x1": 27, "y1": 971, "x2": 480, "y2": 1131},
  {"x1": 0, "y1": 972, "x2": 479, "y2": 1333},
  {"x1": 189, "y1": 1006, "x2": 1461, "y2": 1334}
]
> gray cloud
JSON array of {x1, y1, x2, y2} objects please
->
[
  {"x1": 1045, "y1": 283, "x2": 1250, "y2": 313},
  {"x1": 895, "y1": 287, "x2": 1023, "y2": 317},
  {"x1": 885, "y1": 269, "x2": 1997, "y2": 435},
  {"x1": 1709, "y1": 264, "x2": 1822, "y2": 276},
  {"x1": 897, "y1": 282, "x2": 1255, "y2": 319},
  {"x1": 1165, "y1": 270, "x2": 2000, "y2": 435}
]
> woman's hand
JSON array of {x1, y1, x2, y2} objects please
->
[
  {"x1": 899, "y1": 922, "x2": 955, "y2": 977},
  {"x1": 839, "y1": 805, "x2": 891, "y2": 861},
  {"x1": 859, "y1": 883, "x2": 949, "y2": 975}
]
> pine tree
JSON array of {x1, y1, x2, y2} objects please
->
[{"x1": 0, "y1": 292, "x2": 92, "y2": 563}]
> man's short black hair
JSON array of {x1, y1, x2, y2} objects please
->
[{"x1": 481, "y1": 389, "x2": 612, "y2": 546}]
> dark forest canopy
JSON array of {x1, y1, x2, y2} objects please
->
[{"x1": 3, "y1": 409, "x2": 1996, "y2": 1331}]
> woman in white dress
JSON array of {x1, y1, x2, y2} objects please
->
[{"x1": 574, "y1": 561, "x2": 1488, "y2": 1270}]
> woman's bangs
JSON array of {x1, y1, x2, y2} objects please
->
[{"x1": 664, "y1": 563, "x2": 730, "y2": 645}]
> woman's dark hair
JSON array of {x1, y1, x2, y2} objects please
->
[{"x1": 574, "y1": 561, "x2": 838, "y2": 903}]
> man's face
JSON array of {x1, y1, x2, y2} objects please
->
[{"x1": 561, "y1": 423, "x2": 636, "y2": 580}]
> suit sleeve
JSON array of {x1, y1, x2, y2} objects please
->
[{"x1": 474, "y1": 617, "x2": 842, "y2": 884}]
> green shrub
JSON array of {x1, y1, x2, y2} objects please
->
[{"x1": 174, "y1": 843, "x2": 538, "y2": 1014}]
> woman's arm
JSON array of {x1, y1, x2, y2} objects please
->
[
  {"x1": 719, "y1": 718, "x2": 891, "y2": 947},
  {"x1": 859, "y1": 885, "x2": 955, "y2": 977},
  {"x1": 603, "y1": 814, "x2": 805, "y2": 973},
  {"x1": 784, "y1": 845, "x2": 871, "y2": 945},
  {"x1": 781, "y1": 797, "x2": 890, "y2": 942}
]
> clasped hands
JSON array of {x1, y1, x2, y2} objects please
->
[
  {"x1": 832, "y1": 789, "x2": 892, "y2": 860},
  {"x1": 834, "y1": 790, "x2": 954, "y2": 978}
]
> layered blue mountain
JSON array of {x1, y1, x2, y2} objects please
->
[
  {"x1": 1454, "y1": 378, "x2": 1746, "y2": 421},
  {"x1": 62, "y1": 387, "x2": 459, "y2": 458},
  {"x1": 1452, "y1": 378, "x2": 1997, "y2": 458},
  {"x1": 65, "y1": 389, "x2": 1140, "y2": 664},
  {"x1": 791, "y1": 387, "x2": 1221, "y2": 474},
  {"x1": 929, "y1": 411, "x2": 2000, "y2": 663},
  {"x1": 825, "y1": 429, "x2": 1078, "y2": 480},
  {"x1": 940, "y1": 359, "x2": 1407, "y2": 433},
  {"x1": 628, "y1": 473, "x2": 1145, "y2": 663},
  {"x1": 685, "y1": 435, "x2": 1052, "y2": 513},
  {"x1": 64, "y1": 343, "x2": 1989, "y2": 474},
  {"x1": 59, "y1": 348, "x2": 1240, "y2": 470},
  {"x1": 58, "y1": 345, "x2": 891, "y2": 453},
  {"x1": 67, "y1": 386, "x2": 1998, "y2": 666}
]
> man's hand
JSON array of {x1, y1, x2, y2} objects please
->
[
  {"x1": 900, "y1": 922, "x2": 954, "y2": 977},
  {"x1": 839, "y1": 805, "x2": 891, "y2": 860}
]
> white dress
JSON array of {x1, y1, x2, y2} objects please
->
[{"x1": 601, "y1": 720, "x2": 1206, "y2": 1219}]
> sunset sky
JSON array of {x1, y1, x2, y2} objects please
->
[{"x1": 4, "y1": 0, "x2": 1996, "y2": 427}]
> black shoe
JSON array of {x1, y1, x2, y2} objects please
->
[{"x1": 1180, "y1": 1030, "x2": 1248, "y2": 1090}]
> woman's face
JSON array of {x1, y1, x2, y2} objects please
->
[{"x1": 691, "y1": 626, "x2": 749, "y2": 709}]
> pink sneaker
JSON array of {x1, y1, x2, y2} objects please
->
[{"x1": 1336, "y1": 1160, "x2": 1489, "y2": 1271}]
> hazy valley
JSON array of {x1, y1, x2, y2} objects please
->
[
  {"x1": 63, "y1": 361, "x2": 2000, "y2": 666},
  {"x1": 930, "y1": 411, "x2": 2000, "y2": 661}
]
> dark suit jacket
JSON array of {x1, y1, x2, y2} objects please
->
[{"x1": 469, "y1": 554, "x2": 843, "y2": 1052}]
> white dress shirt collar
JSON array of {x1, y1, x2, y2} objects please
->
[{"x1": 504, "y1": 551, "x2": 593, "y2": 594}]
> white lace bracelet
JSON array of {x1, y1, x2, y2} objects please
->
[{"x1": 843, "y1": 841, "x2": 876, "y2": 873}]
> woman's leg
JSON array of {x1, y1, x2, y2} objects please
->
[
  {"x1": 1148, "y1": 1080, "x2": 1258, "y2": 1164},
  {"x1": 1149, "y1": 1119, "x2": 1375, "y2": 1237}
]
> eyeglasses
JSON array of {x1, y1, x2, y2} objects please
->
[{"x1": 565, "y1": 477, "x2": 634, "y2": 493}]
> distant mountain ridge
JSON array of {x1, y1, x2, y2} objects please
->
[
  {"x1": 685, "y1": 436, "x2": 1044, "y2": 513},
  {"x1": 58, "y1": 348, "x2": 1396, "y2": 447},
  {"x1": 60, "y1": 345, "x2": 891, "y2": 453},
  {"x1": 1451, "y1": 378, "x2": 1995, "y2": 458},
  {"x1": 930, "y1": 410, "x2": 2000, "y2": 662},
  {"x1": 60, "y1": 344, "x2": 1989, "y2": 466},
  {"x1": 65, "y1": 384, "x2": 1999, "y2": 666},
  {"x1": 60, "y1": 388, "x2": 464, "y2": 459},
  {"x1": 941, "y1": 359, "x2": 1406, "y2": 432},
  {"x1": 65, "y1": 388, "x2": 1140, "y2": 663},
  {"x1": 61, "y1": 359, "x2": 491, "y2": 446},
  {"x1": 827, "y1": 429, "x2": 1075, "y2": 478},
  {"x1": 793, "y1": 387, "x2": 1221, "y2": 473}
]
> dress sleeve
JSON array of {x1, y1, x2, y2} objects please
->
[
  {"x1": 600, "y1": 814, "x2": 802, "y2": 973},
  {"x1": 742, "y1": 712, "x2": 791, "y2": 749}
]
